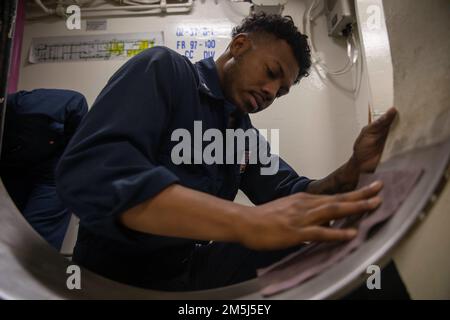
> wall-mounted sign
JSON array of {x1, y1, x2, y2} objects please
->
[
  {"x1": 29, "y1": 32, "x2": 164, "y2": 63},
  {"x1": 171, "y1": 20, "x2": 233, "y2": 62}
]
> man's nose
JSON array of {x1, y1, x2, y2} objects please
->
[{"x1": 261, "y1": 81, "x2": 279, "y2": 102}]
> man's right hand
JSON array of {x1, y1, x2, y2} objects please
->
[
  {"x1": 239, "y1": 181, "x2": 383, "y2": 250},
  {"x1": 120, "y1": 181, "x2": 382, "y2": 252}
]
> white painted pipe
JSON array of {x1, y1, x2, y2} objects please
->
[
  {"x1": 80, "y1": 0, "x2": 193, "y2": 12},
  {"x1": 31, "y1": 0, "x2": 192, "y2": 19}
]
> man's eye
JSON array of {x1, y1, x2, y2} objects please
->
[
  {"x1": 266, "y1": 67, "x2": 276, "y2": 79},
  {"x1": 276, "y1": 90, "x2": 288, "y2": 98}
]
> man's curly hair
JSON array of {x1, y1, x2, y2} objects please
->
[{"x1": 232, "y1": 12, "x2": 311, "y2": 84}]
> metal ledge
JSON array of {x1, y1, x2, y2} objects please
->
[{"x1": 1, "y1": 138, "x2": 448, "y2": 299}]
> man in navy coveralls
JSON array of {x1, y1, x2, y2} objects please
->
[{"x1": 1, "y1": 89, "x2": 88, "y2": 250}]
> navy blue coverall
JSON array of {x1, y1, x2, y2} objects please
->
[
  {"x1": 56, "y1": 47, "x2": 313, "y2": 290},
  {"x1": 1, "y1": 89, "x2": 88, "y2": 250}
]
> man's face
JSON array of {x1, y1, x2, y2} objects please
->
[{"x1": 221, "y1": 34, "x2": 300, "y2": 114}]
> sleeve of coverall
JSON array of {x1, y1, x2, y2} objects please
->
[
  {"x1": 55, "y1": 48, "x2": 183, "y2": 244},
  {"x1": 239, "y1": 125, "x2": 313, "y2": 205}
]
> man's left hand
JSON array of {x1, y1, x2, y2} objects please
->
[
  {"x1": 350, "y1": 107, "x2": 398, "y2": 173},
  {"x1": 305, "y1": 107, "x2": 397, "y2": 195}
]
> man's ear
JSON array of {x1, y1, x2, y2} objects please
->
[{"x1": 230, "y1": 33, "x2": 252, "y2": 59}]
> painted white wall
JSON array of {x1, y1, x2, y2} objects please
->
[{"x1": 18, "y1": 0, "x2": 364, "y2": 204}]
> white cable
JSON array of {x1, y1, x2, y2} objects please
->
[
  {"x1": 308, "y1": 0, "x2": 322, "y2": 22},
  {"x1": 322, "y1": 37, "x2": 354, "y2": 75},
  {"x1": 305, "y1": 0, "x2": 356, "y2": 76},
  {"x1": 75, "y1": 0, "x2": 97, "y2": 5},
  {"x1": 34, "y1": 0, "x2": 56, "y2": 14},
  {"x1": 309, "y1": 25, "x2": 362, "y2": 95},
  {"x1": 351, "y1": 31, "x2": 363, "y2": 94},
  {"x1": 120, "y1": 0, "x2": 161, "y2": 4}
]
